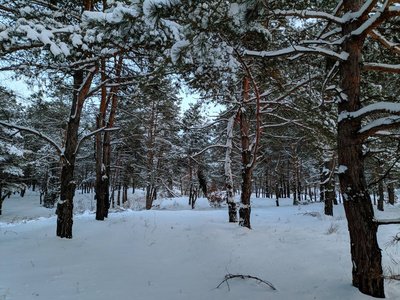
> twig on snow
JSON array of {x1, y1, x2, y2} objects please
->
[{"x1": 216, "y1": 274, "x2": 277, "y2": 291}]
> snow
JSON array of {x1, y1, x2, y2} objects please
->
[
  {"x1": 359, "y1": 116, "x2": 400, "y2": 134},
  {"x1": 170, "y1": 40, "x2": 190, "y2": 64},
  {"x1": 338, "y1": 102, "x2": 400, "y2": 122},
  {"x1": 1, "y1": 190, "x2": 400, "y2": 299},
  {"x1": 245, "y1": 46, "x2": 349, "y2": 62},
  {"x1": 337, "y1": 165, "x2": 348, "y2": 174}
]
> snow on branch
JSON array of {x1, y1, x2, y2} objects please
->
[
  {"x1": 0, "y1": 121, "x2": 62, "y2": 154},
  {"x1": 374, "y1": 218, "x2": 400, "y2": 225},
  {"x1": 389, "y1": 5, "x2": 400, "y2": 14},
  {"x1": 358, "y1": 116, "x2": 400, "y2": 140},
  {"x1": 316, "y1": 1, "x2": 343, "y2": 37},
  {"x1": 190, "y1": 144, "x2": 228, "y2": 159},
  {"x1": 245, "y1": 46, "x2": 348, "y2": 62},
  {"x1": 350, "y1": 0, "x2": 395, "y2": 39},
  {"x1": 364, "y1": 63, "x2": 400, "y2": 73},
  {"x1": 272, "y1": 9, "x2": 342, "y2": 24},
  {"x1": 0, "y1": 4, "x2": 14, "y2": 12},
  {"x1": 338, "y1": 102, "x2": 400, "y2": 122},
  {"x1": 369, "y1": 30, "x2": 400, "y2": 56},
  {"x1": 354, "y1": 0, "x2": 381, "y2": 22},
  {"x1": 75, "y1": 126, "x2": 119, "y2": 155}
]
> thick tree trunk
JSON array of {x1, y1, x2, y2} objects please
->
[{"x1": 338, "y1": 2, "x2": 384, "y2": 296}]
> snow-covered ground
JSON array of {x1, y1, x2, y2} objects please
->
[{"x1": 1, "y1": 190, "x2": 400, "y2": 300}]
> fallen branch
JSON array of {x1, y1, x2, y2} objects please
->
[{"x1": 216, "y1": 274, "x2": 276, "y2": 291}]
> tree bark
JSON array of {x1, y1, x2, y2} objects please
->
[
  {"x1": 291, "y1": 145, "x2": 301, "y2": 205},
  {"x1": 338, "y1": 1, "x2": 384, "y2": 296},
  {"x1": 238, "y1": 78, "x2": 253, "y2": 229},
  {"x1": 321, "y1": 158, "x2": 335, "y2": 216},
  {"x1": 95, "y1": 56, "x2": 122, "y2": 219},
  {"x1": 0, "y1": 190, "x2": 11, "y2": 216},
  {"x1": 377, "y1": 175, "x2": 384, "y2": 212},
  {"x1": 225, "y1": 117, "x2": 238, "y2": 222},
  {"x1": 387, "y1": 173, "x2": 395, "y2": 205},
  {"x1": 56, "y1": 68, "x2": 96, "y2": 238}
]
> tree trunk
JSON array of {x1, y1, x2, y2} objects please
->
[
  {"x1": 321, "y1": 158, "x2": 335, "y2": 216},
  {"x1": 291, "y1": 145, "x2": 300, "y2": 205},
  {"x1": 338, "y1": 2, "x2": 384, "y2": 296},
  {"x1": 0, "y1": 190, "x2": 11, "y2": 216},
  {"x1": 377, "y1": 178, "x2": 384, "y2": 212},
  {"x1": 225, "y1": 117, "x2": 238, "y2": 222},
  {"x1": 95, "y1": 56, "x2": 121, "y2": 220},
  {"x1": 56, "y1": 68, "x2": 95, "y2": 238},
  {"x1": 238, "y1": 78, "x2": 252, "y2": 229},
  {"x1": 387, "y1": 173, "x2": 395, "y2": 205}
]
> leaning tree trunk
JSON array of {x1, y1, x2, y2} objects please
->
[
  {"x1": 0, "y1": 190, "x2": 11, "y2": 216},
  {"x1": 56, "y1": 69, "x2": 95, "y2": 238},
  {"x1": 338, "y1": 2, "x2": 384, "y2": 296}
]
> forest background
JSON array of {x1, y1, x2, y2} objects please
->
[{"x1": 1, "y1": 0, "x2": 400, "y2": 298}]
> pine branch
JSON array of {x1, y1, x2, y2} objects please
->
[
  {"x1": 369, "y1": 30, "x2": 400, "y2": 56},
  {"x1": 74, "y1": 126, "x2": 119, "y2": 155},
  {"x1": 0, "y1": 121, "x2": 62, "y2": 154},
  {"x1": 190, "y1": 145, "x2": 228, "y2": 159},
  {"x1": 245, "y1": 46, "x2": 348, "y2": 62},
  {"x1": 358, "y1": 117, "x2": 400, "y2": 141},
  {"x1": 271, "y1": 9, "x2": 342, "y2": 24},
  {"x1": 364, "y1": 63, "x2": 400, "y2": 73}
]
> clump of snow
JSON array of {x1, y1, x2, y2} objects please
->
[
  {"x1": 337, "y1": 165, "x2": 348, "y2": 174},
  {"x1": 170, "y1": 40, "x2": 190, "y2": 64}
]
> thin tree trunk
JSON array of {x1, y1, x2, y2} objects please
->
[
  {"x1": 225, "y1": 117, "x2": 238, "y2": 222},
  {"x1": 95, "y1": 58, "x2": 108, "y2": 220},
  {"x1": 291, "y1": 145, "x2": 300, "y2": 205},
  {"x1": 377, "y1": 178, "x2": 384, "y2": 212},
  {"x1": 146, "y1": 98, "x2": 158, "y2": 210},
  {"x1": 387, "y1": 173, "x2": 395, "y2": 205},
  {"x1": 321, "y1": 158, "x2": 335, "y2": 216},
  {"x1": 238, "y1": 78, "x2": 252, "y2": 228},
  {"x1": 95, "y1": 56, "x2": 122, "y2": 220},
  {"x1": 0, "y1": 190, "x2": 11, "y2": 216}
]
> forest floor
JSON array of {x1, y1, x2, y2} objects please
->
[{"x1": 1, "y1": 189, "x2": 400, "y2": 300}]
